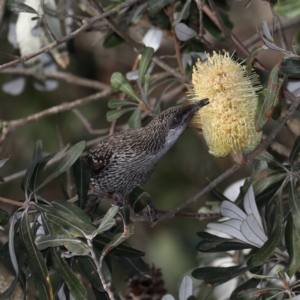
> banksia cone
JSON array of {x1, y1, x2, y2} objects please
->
[
  {"x1": 124, "y1": 265, "x2": 167, "y2": 300},
  {"x1": 190, "y1": 51, "x2": 262, "y2": 159}
]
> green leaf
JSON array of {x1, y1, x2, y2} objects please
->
[
  {"x1": 128, "y1": 187, "x2": 151, "y2": 213},
  {"x1": 237, "y1": 287, "x2": 281, "y2": 299},
  {"x1": 285, "y1": 215, "x2": 300, "y2": 277},
  {"x1": 92, "y1": 207, "x2": 119, "y2": 237},
  {"x1": 289, "y1": 135, "x2": 300, "y2": 166},
  {"x1": 7, "y1": 0, "x2": 38, "y2": 14},
  {"x1": 230, "y1": 278, "x2": 260, "y2": 300},
  {"x1": 93, "y1": 235, "x2": 144, "y2": 257},
  {"x1": 51, "y1": 248, "x2": 88, "y2": 300},
  {"x1": 110, "y1": 72, "x2": 141, "y2": 103},
  {"x1": 292, "y1": 28, "x2": 300, "y2": 55},
  {"x1": 246, "y1": 46, "x2": 264, "y2": 74},
  {"x1": 281, "y1": 58, "x2": 300, "y2": 75},
  {"x1": 289, "y1": 182, "x2": 300, "y2": 238},
  {"x1": 255, "y1": 62, "x2": 281, "y2": 132},
  {"x1": 106, "y1": 108, "x2": 136, "y2": 122},
  {"x1": 20, "y1": 209, "x2": 53, "y2": 299},
  {"x1": 274, "y1": 0, "x2": 300, "y2": 19},
  {"x1": 249, "y1": 189, "x2": 284, "y2": 267},
  {"x1": 108, "y1": 99, "x2": 137, "y2": 109},
  {"x1": 30, "y1": 144, "x2": 70, "y2": 193},
  {"x1": 144, "y1": 73, "x2": 151, "y2": 95},
  {"x1": 44, "y1": 212, "x2": 94, "y2": 238},
  {"x1": 148, "y1": 0, "x2": 173, "y2": 15},
  {"x1": 34, "y1": 141, "x2": 85, "y2": 193},
  {"x1": 256, "y1": 150, "x2": 281, "y2": 165},
  {"x1": 35, "y1": 235, "x2": 90, "y2": 254},
  {"x1": 139, "y1": 47, "x2": 154, "y2": 85},
  {"x1": 173, "y1": 0, "x2": 191, "y2": 25},
  {"x1": 252, "y1": 168, "x2": 286, "y2": 196},
  {"x1": 73, "y1": 158, "x2": 91, "y2": 209},
  {"x1": 78, "y1": 257, "x2": 104, "y2": 292},
  {"x1": 103, "y1": 31, "x2": 124, "y2": 48},
  {"x1": 115, "y1": 256, "x2": 151, "y2": 278},
  {"x1": 52, "y1": 200, "x2": 92, "y2": 224},
  {"x1": 0, "y1": 208, "x2": 9, "y2": 225},
  {"x1": 192, "y1": 265, "x2": 251, "y2": 285},
  {"x1": 128, "y1": 109, "x2": 142, "y2": 128},
  {"x1": 23, "y1": 140, "x2": 43, "y2": 193}
]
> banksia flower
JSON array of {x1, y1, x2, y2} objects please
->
[{"x1": 190, "y1": 51, "x2": 262, "y2": 159}]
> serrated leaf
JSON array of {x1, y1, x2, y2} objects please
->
[
  {"x1": 179, "y1": 276, "x2": 193, "y2": 300},
  {"x1": 174, "y1": 23, "x2": 197, "y2": 41},
  {"x1": 73, "y1": 158, "x2": 91, "y2": 209},
  {"x1": 246, "y1": 46, "x2": 264, "y2": 74},
  {"x1": 281, "y1": 58, "x2": 300, "y2": 75},
  {"x1": 34, "y1": 141, "x2": 85, "y2": 193},
  {"x1": 192, "y1": 265, "x2": 251, "y2": 285},
  {"x1": 128, "y1": 109, "x2": 142, "y2": 128},
  {"x1": 51, "y1": 248, "x2": 88, "y2": 300},
  {"x1": 20, "y1": 209, "x2": 53, "y2": 299},
  {"x1": 148, "y1": 0, "x2": 173, "y2": 15},
  {"x1": 290, "y1": 135, "x2": 300, "y2": 166},
  {"x1": 7, "y1": 0, "x2": 38, "y2": 14},
  {"x1": 110, "y1": 72, "x2": 141, "y2": 102},
  {"x1": 108, "y1": 99, "x2": 137, "y2": 109},
  {"x1": 173, "y1": 0, "x2": 191, "y2": 26},
  {"x1": 285, "y1": 215, "x2": 300, "y2": 277},
  {"x1": 274, "y1": 0, "x2": 300, "y2": 19},
  {"x1": 255, "y1": 62, "x2": 281, "y2": 132},
  {"x1": 139, "y1": 47, "x2": 154, "y2": 85},
  {"x1": 106, "y1": 108, "x2": 136, "y2": 122},
  {"x1": 115, "y1": 256, "x2": 151, "y2": 279},
  {"x1": 0, "y1": 208, "x2": 9, "y2": 226}
]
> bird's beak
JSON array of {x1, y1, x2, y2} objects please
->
[{"x1": 193, "y1": 98, "x2": 209, "y2": 110}]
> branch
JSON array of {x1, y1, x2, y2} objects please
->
[
  {"x1": 0, "y1": 88, "x2": 114, "y2": 146},
  {"x1": 0, "y1": 196, "x2": 25, "y2": 207},
  {"x1": 0, "y1": 0, "x2": 141, "y2": 71},
  {"x1": 0, "y1": 69, "x2": 110, "y2": 90},
  {"x1": 153, "y1": 94, "x2": 300, "y2": 225}
]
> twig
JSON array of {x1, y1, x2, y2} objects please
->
[
  {"x1": 0, "y1": 0, "x2": 141, "y2": 71},
  {"x1": 153, "y1": 95, "x2": 300, "y2": 225},
  {"x1": 42, "y1": 14, "x2": 58, "y2": 42},
  {"x1": 165, "y1": 6, "x2": 185, "y2": 75},
  {"x1": 72, "y1": 109, "x2": 108, "y2": 135},
  {"x1": 0, "y1": 196, "x2": 25, "y2": 207},
  {"x1": 0, "y1": 69, "x2": 110, "y2": 90},
  {"x1": 0, "y1": 88, "x2": 114, "y2": 146},
  {"x1": 194, "y1": 0, "x2": 204, "y2": 36}
]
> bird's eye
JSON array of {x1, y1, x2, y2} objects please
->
[{"x1": 173, "y1": 116, "x2": 181, "y2": 123}]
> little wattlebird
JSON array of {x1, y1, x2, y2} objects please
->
[{"x1": 84, "y1": 98, "x2": 209, "y2": 209}]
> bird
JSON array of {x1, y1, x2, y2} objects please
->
[{"x1": 85, "y1": 99, "x2": 209, "y2": 205}]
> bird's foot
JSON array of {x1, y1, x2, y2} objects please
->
[
  {"x1": 147, "y1": 202, "x2": 159, "y2": 221},
  {"x1": 113, "y1": 193, "x2": 127, "y2": 206}
]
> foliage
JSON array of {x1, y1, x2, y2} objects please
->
[{"x1": 0, "y1": 0, "x2": 300, "y2": 299}]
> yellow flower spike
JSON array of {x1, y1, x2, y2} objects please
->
[{"x1": 190, "y1": 51, "x2": 262, "y2": 159}]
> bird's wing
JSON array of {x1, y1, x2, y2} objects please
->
[{"x1": 85, "y1": 146, "x2": 114, "y2": 173}]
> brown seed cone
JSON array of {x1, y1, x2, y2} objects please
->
[{"x1": 124, "y1": 265, "x2": 167, "y2": 300}]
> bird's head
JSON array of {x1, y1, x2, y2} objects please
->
[{"x1": 148, "y1": 98, "x2": 209, "y2": 147}]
